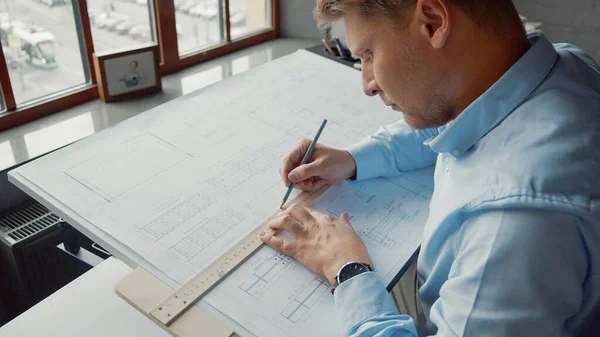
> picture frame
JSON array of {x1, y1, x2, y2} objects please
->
[{"x1": 93, "y1": 44, "x2": 161, "y2": 103}]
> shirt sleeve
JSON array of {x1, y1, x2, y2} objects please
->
[
  {"x1": 334, "y1": 272, "x2": 418, "y2": 337},
  {"x1": 344, "y1": 120, "x2": 439, "y2": 181},
  {"x1": 334, "y1": 208, "x2": 589, "y2": 337}
]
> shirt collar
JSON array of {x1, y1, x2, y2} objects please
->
[{"x1": 427, "y1": 32, "x2": 559, "y2": 157}]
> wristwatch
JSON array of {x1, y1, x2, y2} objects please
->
[{"x1": 334, "y1": 261, "x2": 373, "y2": 287}]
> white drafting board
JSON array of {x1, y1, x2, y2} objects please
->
[{"x1": 9, "y1": 50, "x2": 434, "y2": 337}]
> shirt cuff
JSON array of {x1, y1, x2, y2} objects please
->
[
  {"x1": 345, "y1": 139, "x2": 391, "y2": 181},
  {"x1": 334, "y1": 272, "x2": 399, "y2": 333}
]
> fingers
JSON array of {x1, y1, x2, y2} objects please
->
[
  {"x1": 295, "y1": 178, "x2": 326, "y2": 192},
  {"x1": 304, "y1": 207, "x2": 335, "y2": 224},
  {"x1": 283, "y1": 203, "x2": 315, "y2": 225},
  {"x1": 281, "y1": 139, "x2": 312, "y2": 187},
  {"x1": 303, "y1": 208, "x2": 352, "y2": 227},
  {"x1": 267, "y1": 215, "x2": 305, "y2": 237},
  {"x1": 288, "y1": 161, "x2": 322, "y2": 184},
  {"x1": 339, "y1": 212, "x2": 352, "y2": 225},
  {"x1": 259, "y1": 230, "x2": 296, "y2": 256}
]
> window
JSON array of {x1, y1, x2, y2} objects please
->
[
  {"x1": 0, "y1": 0, "x2": 89, "y2": 106},
  {"x1": 175, "y1": 0, "x2": 226, "y2": 56},
  {"x1": 230, "y1": 0, "x2": 270, "y2": 40},
  {"x1": 0, "y1": 0, "x2": 279, "y2": 132},
  {"x1": 86, "y1": 0, "x2": 156, "y2": 52}
]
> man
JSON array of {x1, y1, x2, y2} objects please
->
[{"x1": 259, "y1": 0, "x2": 600, "y2": 336}]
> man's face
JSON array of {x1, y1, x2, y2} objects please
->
[{"x1": 345, "y1": 10, "x2": 455, "y2": 129}]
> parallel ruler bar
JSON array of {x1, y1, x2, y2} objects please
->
[{"x1": 150, "y1": 186, "x2": 329, "y2": 326}]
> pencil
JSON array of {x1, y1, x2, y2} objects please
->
[
  {"x1": 280, "y1": 119, "x2": 328, "y2": 209},
  {"x1": 322, "y1": 39, "x2": 336, "y2": 57},
  {"x1": 332, "y1": 37, "x2": 349, "y2": 59}
]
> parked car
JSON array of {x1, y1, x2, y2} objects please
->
[
  {"x1": 40, "y1": 0, "x2": 67, "y2": 7},
  {"x1": 93, "y1": 13, "x2": 115, "y2": 28},
  {"x1": 95, "y1": 13, "x2": 130, "y2": 30},
  {"x1": 129, "y1": 24, "x2": 151, "y2": 41},
  {"x1": 115, "y1": 20, "x2": 136, "y2": 35},
  {"x1": 107, "y1": 17, "x2": 130, "y2": 31},
  {"x1": 189, "y1": 4, "x2": 218, "y2": 19}
]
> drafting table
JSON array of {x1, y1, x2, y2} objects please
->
[{"x1": 8, "y1": 49, "x2": 433, "y2": 337}]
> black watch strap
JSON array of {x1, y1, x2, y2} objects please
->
[{"x1": 331, "y1": 262, "x2": 373, "y2": 294}]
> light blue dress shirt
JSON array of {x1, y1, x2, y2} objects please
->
[{"x1": 340, "y1": 32, "x2": 600, "y2": 337}]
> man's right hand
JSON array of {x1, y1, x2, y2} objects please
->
[{"x1": 280, "y1": 139, "x2": 357, "y2": 191}]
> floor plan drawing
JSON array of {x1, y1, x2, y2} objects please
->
[
  {"x1": 360, "y1": 204, "x2": 422, "y2": 249},
  {"x1": 140, "y1": 192, "x2": 217, "y2": 242},
  {"x1": 206, "y1": 145, "x2": 280, "y2": 196},
  {"x1": 169, "y1": 207, "x2": 245, "y2": 262},
  {"x1": 239, "y1": 252, "x2": 292, "y2": 298},
  {"x1": 64, "y1": 132, "x2": 192, "y2": 202},
  {"x1": 280, "y1": 277, "x2": 329, "y2": 325}
]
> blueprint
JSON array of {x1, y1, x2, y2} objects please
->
[
  {"x1": 10, "y1": 50, "x2": 434, "y2": 337},
  {"x1": 206, "y1": 170, "x2": 433, "y2": 337}
]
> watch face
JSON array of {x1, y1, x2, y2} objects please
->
[{"x1": 339, "y1": 262, "x2": 371, "y2": 284}]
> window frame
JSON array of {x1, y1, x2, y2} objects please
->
[
  {"x1": 158, "y1": 0, "x2": 280, "y2": 73},
  {"x1": 0, "y1": 0, "x2": 281, "y2": 132}
]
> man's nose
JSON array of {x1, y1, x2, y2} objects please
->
[{"x1": 362, "y1": 64, "x2": 380, "y2": 96}]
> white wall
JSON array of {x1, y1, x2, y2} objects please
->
[
  {"x1": 280, "y1": 0, "x2": 321, "y2": 38},
  {"x1": 513, "y1": 0, "x2": 600, "y2": 61},
  {"x1": 284, "y1": 1, "x2": 600, "y2": 62}
]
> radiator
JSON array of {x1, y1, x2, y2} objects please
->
[{"x1": 0, "y1": 202, "x2": 85, "y2": 323}]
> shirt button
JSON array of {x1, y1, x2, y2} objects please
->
[{"x1": 452, "y1": 149, "x2": 461, "y2": 156}]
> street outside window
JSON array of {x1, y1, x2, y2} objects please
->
[
  {"x1": 0, "y1": 0, "x2": 89, "y2": 105},
  {"x1": 86, "y1": 0, "x2": 155, "y2": 52},
  {"x1": 175, "y1": 0, "x2": 225, "y2": 56}
]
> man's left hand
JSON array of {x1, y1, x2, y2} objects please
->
[{"x1": 259, "y1": 204, "x2": 372, "y2": 285}]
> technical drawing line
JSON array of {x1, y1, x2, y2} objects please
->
[
  {"x1": 169, "y1": 207, "x2": 245, "y2": 261},
  {"x1": 207, "y1": 145, "x2": 279, "y2": 195},
  {"x1": 64, "y1": 133, "x2": 192, "y2": 202},
  {"x1": 325, "y1": 191, "x2": 370, "y2": 218},
  {"x1": 244, "y1": 181, "x2": 281, "y2": 218},
  {"x1": 381, "y1": 177, "x2": 424, "y2": 196},
  {"x1": 141, "y1": 192, "x2": 216, "y2": 241},
  {"x1": 280, "y1": 277, "x2": 329, "y2": 324},
  {"x1": 151, "y1": 132, "x2": 195, "y2": 158},
  {"x1": 239, "y1": 253, "x2": 292, "y2": 297},
  {"x1": 63, "y1": 171, "x2": 110, "y2": 200}
]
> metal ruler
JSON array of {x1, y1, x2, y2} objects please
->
[{"x1": 150, "y1": 186, "x2": 329, "y2": 326}]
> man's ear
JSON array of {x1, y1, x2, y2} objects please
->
[{"x1": 415, "y1": 0, "x2": 451, "y2": 49}]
